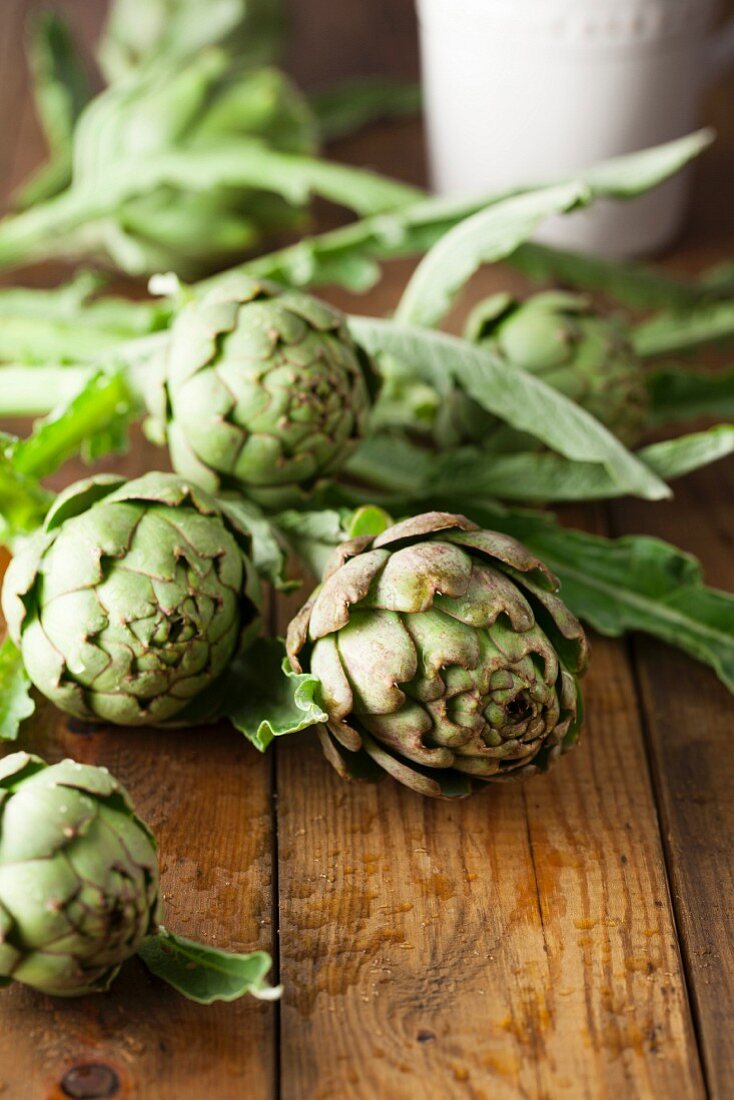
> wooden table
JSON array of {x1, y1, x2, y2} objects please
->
[{"x1": 0, "y1": 2, "x2": 732, "y2": 1098}]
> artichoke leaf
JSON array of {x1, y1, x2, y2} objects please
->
[
  {"x1": 0, "y1": 639, "x2": 35, "y2": 742},
  {"x1": 349, "y1": 318, "x2": 670, "y2": 501},
  {"x1": 138, "y1": 926, "x2": 281, "y2": 1004}
]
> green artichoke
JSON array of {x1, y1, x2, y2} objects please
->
[
  {"x1": 436, "y1": 291, "x2": 649, "y2": 448},
  {"x1": 0, "y1": 752, "x2": 159, "y2": 997},
  {"x1": 287, "y1": 512, "x2": 589, "y2": 799},
  {"x1": 1, "y1": 472, "x2": 261, "y2": 726},
  {"x1": 146, "y1": 278, "x2": 376, "y2": 509}
]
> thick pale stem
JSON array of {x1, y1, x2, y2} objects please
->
[
  {"x1": 0, "y1": 367, "x2": 94, "y2": 415},
  {"x1": 0, "y1": 332, "x2": 167, "y2": 418}
]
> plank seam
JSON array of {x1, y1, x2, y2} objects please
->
[
  {"x1": 268, "y1": 594, "x2": 283, "y2": 1100},
  {"x1": 521, "y1": 782, "x2": 553, "y2": 1099},
  {"x1": 624, "y1": 631, "x2": 713, "y2": 1100},
  {"x1": 605, "y1": 500, "x2": 711, "y2": 1099}
]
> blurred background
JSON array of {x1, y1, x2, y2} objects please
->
[{"x1": 1, "y1": 0, "x2": 733, "y2": 261}]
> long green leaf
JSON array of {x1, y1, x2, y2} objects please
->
[
  {"x1": 508, "y1": 242, "x2": 712, "y2": 312},
  {"x1": 396, "y1": 130, "x2": 713, "y2": 327},
  {"x1": 214, "y1": 132, "x2": 710, "y2": 296},
  {"x1": 349, "y1": 318, "x2": 670, "y2": 500},
  {"x1": 0, "y1": 142, "x2": 422, "y2": 274},
  {"x1": 634, "y1": 300, "x2": 734, "y2": 358},
  {"x1": 311, "y1": 78, "x2": 422, "y2": 142},
  {"x1": 647, "y1": 364, "x2": 734, "y2": 425},
  {"x1": 14, "y1": 11, "x2": 91, "y2": 209},
  {"x1": 467, "y1": 504, "x2": 734, "y2": 694},
  {"x1": 395, "y1": 183, "x2": 590, "y2": 326},
  {"x1": 346, "y1": 425, "x2": 734, "y2": 504},
  {"x1": 639, "y1": 426, "x2": 734, "y2": 481}
]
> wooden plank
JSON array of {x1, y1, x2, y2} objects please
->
[
  {"x1": 0, "y1": 433, "x2": 278, "y2": 1100},
  {"x1": 273, "y1": 511, "x2": 705, "y2": 1100},
  {"x1": 609, "y1": 463, "x2": 734, "y2": 1100}
]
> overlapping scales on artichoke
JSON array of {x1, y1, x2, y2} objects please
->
[
  {"x1": 0, "y1": 752, "x2": 159, "y2": 997},
  {"x1": 288, "y1": 512, "x2": 589, "y2": 798},
  {"x1": 146, "y1": 277, "x2": 376, "y2": 508},
  {"x1": 1, "y1": 472, "x2": 261, "y2": 726},
  {"x1": 436, "y1": 291, "x2": 650, "y2": 448}
]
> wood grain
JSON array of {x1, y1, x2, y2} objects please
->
[
  {"x1": 0, "y1": 426, "x2": 278, "y2": 1100},
  {"x1": 610, "y1": 464, "x2": 734, "y2": 1100},
  {"x1": 273, "y1": 434, "x2": 705, "y2": 1100},
  {"x1": 0, "y1": 1, "x2": 733, "y2": 1098}
]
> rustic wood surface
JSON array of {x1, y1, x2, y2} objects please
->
[{"x1": 0, "y1": 1, "x2": 732, "y2": 1098}]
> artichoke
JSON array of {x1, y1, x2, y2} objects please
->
[
  {"x1": 287, "y1": 512, "x2": 589, "y2": 799},
  {"x1": 146, "y1": 277, "x2": 376, "y2": 509},
  {"x1": 1, "y1": 472, "x2": 261, "y2": 726},
  {"x1": 436, "y1": 291, "x2": 649, "y2": 448},
  {"x1": 0, "y1": 752, "x2": 159, "y2": 997}
]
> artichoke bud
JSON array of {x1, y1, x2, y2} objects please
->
[
  {"x1": 1, "y1": 472, "x2": 261, "y2": 726},
  {"x1": 0, "y1": 752, "x2": 160, "y2": 997},
  {"x1": 287, "y1": 511, "x2": 589, "y2": 799},
  {"x1": 459, "y1": 290, "x2": 649, "y2": 447},
  {"x1": 147, "y1": 277, "x2": 377, "y2": 509}
]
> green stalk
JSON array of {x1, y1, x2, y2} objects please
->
[
  {"x1": 0, "y1": 366, "x2": 94, "y2": 415},
  {"x1": 633, "y1": 300, "x2": 734, "y2": 358},
  {"x1": 0, "y1": 332, "x2": 165, "y2": 417},
  {"x1": 0, "y1": 190, "x2": 100, "y2": 270}
]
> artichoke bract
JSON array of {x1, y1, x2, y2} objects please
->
[
  {"x1": 1, "y1": 472, "x2": 261, "y2": 726},
  {"x1": 146, "y1": 277, "x2": 375, "y2": 509},
  {"x1": 454, "y1": 291, "x2": 649, "y2": 447},
  {"x1": 287, "y1": 512, "x2": 589, "y2": 799},
  {"x1": 0, "y1": 752, "x2": 159, "y2": 997}
]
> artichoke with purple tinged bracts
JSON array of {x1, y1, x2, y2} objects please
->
[{"x1": 287, "y1": 511, "x2": 589, "y2": 799}]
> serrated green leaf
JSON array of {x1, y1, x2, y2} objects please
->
[
  {"x1": 228, "y1": 639, "x2": 327, "y2": 751},
  {"x1": 11, "y1": 368, "x2": 137, "y2": 479},
  {"x1": 138, "y1": 927, "x2": 280, "y2": 1004},
  {"x1": 0, "y1": 638, "x2": 35, "y2": 741},
  {"x1": 0, "y1": 443, "x2": 53, "y2": 544}
]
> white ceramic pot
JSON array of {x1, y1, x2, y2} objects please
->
[{"x1": 416, "y1": 0, "x2": 734, "y2": 257}]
